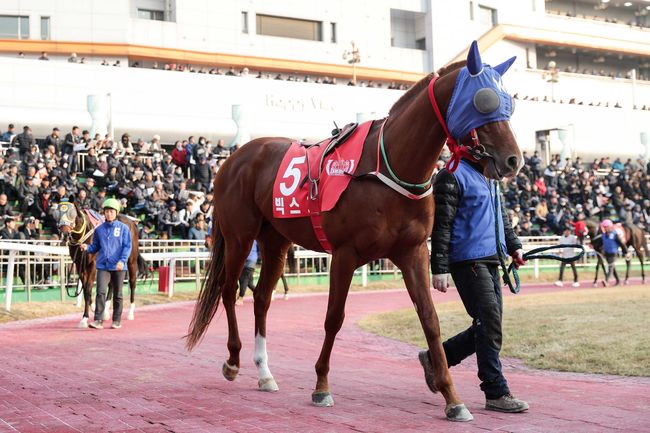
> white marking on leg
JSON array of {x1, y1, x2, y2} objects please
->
[
  {"x1": 254, "y1": 333, "x2": 273, "y2": 380},
  {"x1": 127, "y1": 303, "x2": 135, "y2": 320}
]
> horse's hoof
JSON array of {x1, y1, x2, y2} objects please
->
[
  {"x1": 445, "y1": 403, "x2": 473, "y2": 422},
  {"x1": 418, "y1": 350, "x2": 439, "y2": 393},
  {"x1": 78, "y1": 317, "x2": 88, "y2": 328},
  {"x1": 592, "y1": 282, "x2": 598, "y2": 288},
  {"x1": 222, "y1": 362, "x2": 239, "y2": 381},
  {"x1": 127, "y1": 304, "x2": 135, "y2": 320},
  {"x1": 624, "y1": 280, "x2": 630, "y2": 285},
  {"x1": 312, "y1": 391, "x2": 334, "y2": 407},
  {"x1": 258, "y1": 377, "x2": 279, "y2": 392}
]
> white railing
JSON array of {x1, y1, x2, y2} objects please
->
[{"x1": 0, "y1": 236, "x2": 643, "y2": 311}]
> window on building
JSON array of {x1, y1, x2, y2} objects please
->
[
  {"x1": 478, "y1": 5, "x2": 497, "y2": 27},
  {"x1": 137, "y1": 9, "x2": 164, "y2": 21},
  {"x1": 40, "y1": 16, "x2": 50, "y2": 40},
  {"x1": 390, "y1": 9, "x2": 427, "y2": 50},
  {"x1": 0, "y1": 15, "x2": 29, "y2": 39},
  {"x1": 330, "y1": 22, "x2": 337, "y2": 43},
  {"x1": 256, "y1": 14, "x2": 322, "y2": 41},
  {"x1": 242, "y1": 11, "x2": 248, "y2": 33}
]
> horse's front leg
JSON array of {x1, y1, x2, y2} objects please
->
[
  {"x1": 393, "y1": 244, "x2": 472, "y2": 422},
  {"x1": 593, "y1": 255, "x2": 602, "y2": 286},
  {"x1": 312, "y1": 247, "x2": 357, "y2": 407},
  {"x1": 79, "y1": 268, "x2": 96, "y2": 328}
]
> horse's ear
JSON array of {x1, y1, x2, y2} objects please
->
[
  {"x1": 493, "y1": 56, "x2": 516, "y2": 76},
  {"x1": 466, "y1": 40, "x2": 483, "y2": 76}
]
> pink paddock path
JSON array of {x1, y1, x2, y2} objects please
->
[{"x1": 1, "y1": 282, "x2": 649, "y2": 433}]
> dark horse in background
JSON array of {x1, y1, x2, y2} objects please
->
[
  {"x1": 586, "y1": 219, "x2": 648, "y2": 285},
  {"x1": 185, "y1": 42, "x2": 522, "y2": 422},
  {"x1": 56, "y1": 201, "x2": 147, "y2": 328}
]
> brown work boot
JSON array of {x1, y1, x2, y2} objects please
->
[{"x1": 486, "y1": 393, "x2": 529, "y2": 413}]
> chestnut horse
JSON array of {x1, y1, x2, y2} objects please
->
[
  {"x1": 186, "y1": 44, "x2": 522, "y2": 421},
  {"x1": 56, "y1": 202, "x2": 147, "y2": 327},
  {"x1": 586, "y1": 219, "x2": 648, "y2": 285}
]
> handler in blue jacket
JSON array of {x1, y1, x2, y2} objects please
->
[
  {"x1": 81, "y1": 197, "x2": 132, "y2": 329},
  {"x1": 419, "y1": 158, "x2": 529, "y2": 413}
]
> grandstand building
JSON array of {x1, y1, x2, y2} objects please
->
[{"x1": 0, "y1": 0, "x2": 649, "y2": 160}]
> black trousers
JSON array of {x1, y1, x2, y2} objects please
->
[
  {"x1": 604, "y1": 253, "x2": 619, "y2": 283},
  {"x1": 446, "y1": 262, "x2": 510, "y2": 399},
  {"x1": 559, "y1": 262, "x2": 578, "y2": 282},
  {"x1": 95, "y1": 269, "x2": 125, "y2": 322},
  {"x1": 238, "y1": 266, "x2": 255, "y2": 297}
]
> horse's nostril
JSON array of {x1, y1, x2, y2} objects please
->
[{"x1": 507, "y1": 155, "x2": 519, "y2": 170}]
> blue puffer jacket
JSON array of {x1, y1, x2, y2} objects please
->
[
  {"x1": 430, "y1": 160, "x2": 521, "y2": 274},
  {"x1": 87, "y1": 220, "x2": 132, "y2": 271},
  {"x1": 602, "y1": 231, "x2": 626, "y2": 255}
]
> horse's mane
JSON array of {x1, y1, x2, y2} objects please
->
[{"x1": 388, "y1": 60, "x2": 466, "y2": 117}]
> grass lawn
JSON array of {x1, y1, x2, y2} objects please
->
[{"x1": 359, "y1": 286, "x2": 650, "y2": 377}]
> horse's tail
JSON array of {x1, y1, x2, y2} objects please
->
[
  {"x1": 136, "y1": 253, "x2": 150, "y2": 281},
  {"x1": 185, "y1": 220, "x2": 225, "y2": 351}
]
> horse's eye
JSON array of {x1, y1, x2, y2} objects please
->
[{"x1": 473, "y1": 88, "x2": 501, "y2": 114}]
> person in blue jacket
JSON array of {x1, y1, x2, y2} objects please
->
[
  {"x1": 80, "y1": 197, "x2": 132, "y2": 329},
  {"x1": 600, "y1": 219, "x2": 628, "y2": 286},
  {"x1": 420, "y1": 158, "x2": 529, "y2": 414}
]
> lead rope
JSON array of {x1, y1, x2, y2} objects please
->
[{"x1": 493, "y1": 182, "x2": 585, "y2": 293}]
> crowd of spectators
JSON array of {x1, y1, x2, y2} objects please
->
[
  {"x1": 487, "y1": 151, "x2": 650, "y2": 238},
  {"x1": 3, "y1": 120, "x2": 650, "y2": 245},
  {"x1": 0, "y1": 123, "x2": 227, "y2": 242}
]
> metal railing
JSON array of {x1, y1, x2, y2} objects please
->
[{"x1": 0, "y1": 236, "x2": 644, "y2": 302}]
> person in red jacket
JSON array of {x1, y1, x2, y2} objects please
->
[
  {"x1": 573, "y1": 212, "x2": 588, "y2": 244},
  {"x1": 171, "y1": 140, "x2": 187, "y2": 167}
]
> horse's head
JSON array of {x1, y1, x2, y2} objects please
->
[
  {"x1": 436, "y1": 41, "x2": 522, "y2": 179},
  {"x1": 54, "y1": 201, "x2": 79, "y2": 244}
]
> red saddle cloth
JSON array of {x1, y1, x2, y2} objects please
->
[{"x1": 272, "y1": 121, "x2": 373, "y2": 251}]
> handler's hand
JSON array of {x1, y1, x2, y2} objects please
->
[
  {"x1": 432, "y1": 273, "x2": 450, "y2": 293},
  {"x1": 511, "y1": 248, "x2": 526, "y2": 269},
  {"x1": 116, "y1": 261, "x2": 124, "y2": 271},
  {"x1": 79, "y1": 243, "x2": 88, "y2": 251}
]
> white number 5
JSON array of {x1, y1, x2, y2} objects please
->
[{"x1": 280, "y1": 156, "x2": 306, "y2": 196}]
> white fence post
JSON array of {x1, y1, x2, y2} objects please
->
[
  {"x1": 168, "y1": 259, "x2": 176, "y2": 298},
  {"x1": 5, "y1": 250, "x2": 16, "y2": 312},
  {"x1": 361, "y1": 264, "x2": 368, "y2": 287},
  {"x1": 534, "y1": 259, "x2": 539, "y2": 279}
]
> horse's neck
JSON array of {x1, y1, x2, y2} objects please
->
[
  {"x1": 382, "y1": 90, "x2": 444, "y2": 184},
  {"x1": 71, "y1": 213, "x2": 89, "y2": 243}
]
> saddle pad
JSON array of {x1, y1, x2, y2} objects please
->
[
  {"x1": 85, "y1": 209, "x2": 104, "y2": 228},
  {"x1": 272, "y1": 121, "x2": 372, "y2": 218}
]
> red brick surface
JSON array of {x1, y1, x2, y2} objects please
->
[{"x1": 1, "y1": 283, "x2": 649, "y2": 432}]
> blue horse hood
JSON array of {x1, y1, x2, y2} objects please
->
[{"x1": 445, "y1": 41, "x2": 516, "y2": 141}]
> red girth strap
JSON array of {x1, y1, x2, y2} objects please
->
[{"x1": 427, "y1": 76, "x2": 477, "y2": 172}]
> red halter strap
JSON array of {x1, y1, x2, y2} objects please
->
[{"x1": 427, "y1": 76, "x2": 477, "y2": 172}]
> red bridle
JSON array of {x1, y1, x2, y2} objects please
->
[{"x1": 427, "y1": 76, "x2": 487, "y2": 172}]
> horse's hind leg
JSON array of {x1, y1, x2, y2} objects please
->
[
  {"x1": 393, "y1": 245, "x2": 471, "y2": 422},
  {"x1": 127, "y1": 259, "x2": 137, "y2": 320},
  {"x1": 253, "y1": 226, "x2": 291, "y2": 392},
  {"x1": 312, "y1": 247, "x2": 357, "y2": 407},
  {"x1": 221, "y1": 236, "x2": 255, "y2": 381}
]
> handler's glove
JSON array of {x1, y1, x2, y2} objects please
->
[
  {"x1": 432, "y1": 273, "x2": 450, "y2": 293},
  {"x1": 511, "y1": 248, "x2": 526, "y2": 269}
]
